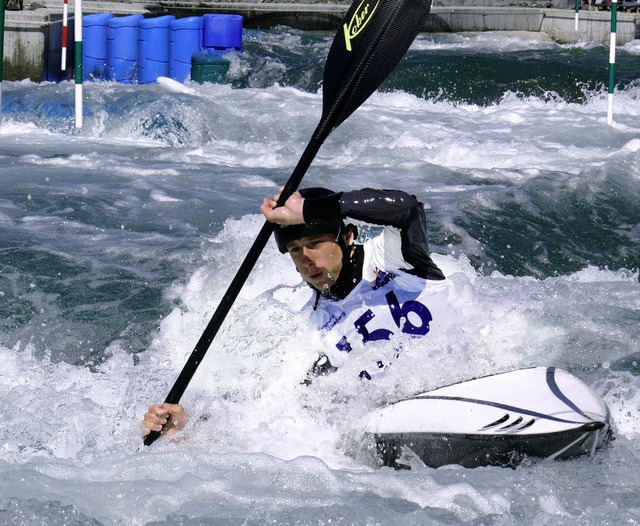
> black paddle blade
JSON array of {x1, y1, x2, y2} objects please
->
[{"x1": 319, "y1": 0, "x2": 432, "y2": 138}]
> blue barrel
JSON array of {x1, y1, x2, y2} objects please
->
[
  {"x1": 83, "y1": 13, "x2": 113, "y2": 80},
  {"x1": 202, "y1": 14, "x2": 243, "y2": 51},
  {"x1": 106, "y1": 14, "x2": 143, "y2": 83},
  {"x1": 169, "y1": 16, "x2": 202, "y2": 82},
  {"x1": 137, "y1": 15, "x2": 175, "y2": 84}
]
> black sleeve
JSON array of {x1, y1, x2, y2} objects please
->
[{"x1": 303, "y1": 188, "x2": 445, "y2": 280}]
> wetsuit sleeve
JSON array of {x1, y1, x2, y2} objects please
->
[{"x1": 303, "y1": 188, "x2": 445, "y2": 280}]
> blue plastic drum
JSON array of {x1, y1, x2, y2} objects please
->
[
  {"x1": 169, "y1": 16, "x2": 202, "y2": 82},
  {"x1": 202, "y1": 14, "x2": 243, "y2": 51},
  {"x1": 106, "y1": 14, "x2": 143, "y2": 83},
  {"x1": 83, "y1": 13, "x2": 113, "y2": 80},
  {"x1": 137, "y1": 15, "x2": 175, "y2": 84}
]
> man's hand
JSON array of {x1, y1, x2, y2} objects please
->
[
  {"x1": 260, "y1": 190, "x2": 305, "y2": 226},
  {"x1": 142, "y1": 403, "x2": 188, "y2": 438}
]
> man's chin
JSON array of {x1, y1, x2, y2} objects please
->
[{"x1": 305, "y1": 277, "x2": 333, "y2": 292}]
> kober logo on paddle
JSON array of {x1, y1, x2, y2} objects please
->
[{"x1": 343, "y1": 0, "x2": 380, "y2": 52}]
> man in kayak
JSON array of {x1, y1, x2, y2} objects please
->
[{"x1": 143, "y1": 187, "x2": 454, "y2": 439}]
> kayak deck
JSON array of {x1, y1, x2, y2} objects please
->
[{"x1": 364, "y1": 367, "x2": 613, "y2": 469}]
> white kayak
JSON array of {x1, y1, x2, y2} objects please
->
[{"x1": 364, "y1": 367, "x2": 612, "y2": 469}]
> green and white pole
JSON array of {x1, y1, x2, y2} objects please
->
[
  {"x1": 74, "y1": 0, "x2": 83, "y2": 128},
  {"x1": 607, "y1": 0, "x2": 618, "y2": 125},
  {"x1": 575, "y1": 0, "x2": 580, "y2": 31}
]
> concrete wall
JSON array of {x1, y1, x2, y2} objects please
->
[
  {"x1": 541, "y1": 8, "x2": 640, "y2": 43},
  {"x1": 2, "y1": 1, "x2": 639, "y2": 81},
  {"x1": 3, "y1": 11, "x2": 53, "y2": 81},
  {"x1": 429, "y1": 6, "x2": 639, "y2": 43}
]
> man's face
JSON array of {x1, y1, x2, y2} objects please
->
[{"x1": 286, "y1": 233, "x2": 343, "y2": 292}]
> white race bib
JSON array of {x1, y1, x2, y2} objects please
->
[{"x1": 310, "y1": 271, "x2": 459, "y2": 371}]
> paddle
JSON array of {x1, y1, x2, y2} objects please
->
[{"x1": 144, "y1": 0, "x2": 433, "y2": 446}]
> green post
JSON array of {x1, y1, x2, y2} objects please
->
[
  {"x1": 74, "y1": 38, "x2": 82, "y2": 84},
  {"x1": 575, "y1": 0, "x2": 580, "y2": 31},
  {"x1": 607, "y1": 0, "x2": 618, "y2": 125}
]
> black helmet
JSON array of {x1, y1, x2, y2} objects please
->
[{"x1": 274, "y1": 188, "x2": 345, "y2": 253}]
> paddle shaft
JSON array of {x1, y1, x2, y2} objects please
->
[
  {"x1": 165, "y1": 127, "x2": 325, "y2": 405},
  {"x1": 161, "y1": 88, "x2": 340, "y2": 407},
  {"x1": 143, "y1": 127, "x2": 326, "y2": 446}
]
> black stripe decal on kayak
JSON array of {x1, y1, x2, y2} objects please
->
[
  {"x1": 517, "y1": 418, "x2": 536, "y2": 430},
  {"x1": 480, "y1": 414, "x2": 510, "y2": 429},
  {"x1": 414, "y1": 395, "x2": 588, "y2": 424},
  {"x1": 498, "y1": 416, "x2": 523, "y2": 430},
  {"x1": 546, "y1": 367, "x2": 590, "y2": 419}
]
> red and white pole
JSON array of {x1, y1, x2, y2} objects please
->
[{"x1": 61, "y1": 0, "x2": 68, "y2": 70}]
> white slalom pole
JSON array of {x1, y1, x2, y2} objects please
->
[
  {"x1": 575, "y1": 0, "x2": 580, "y2": 31},
  {"x1": 607, "y1": 0, "x2": 618, "y2": 126},
  {"x1": 74, "y1": 0, "x2": 83, "y2": 128},
  {"x1": 61, "y1": 0, "x2": 68, "y2": 70}
]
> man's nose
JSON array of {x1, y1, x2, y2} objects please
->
[{"x1": 301, "y1": 246, "x2": 314, "y2": 263}]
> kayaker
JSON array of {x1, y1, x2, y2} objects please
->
[{"x1": 142, "y1": 187, "x2": 455, "y2": 439}]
